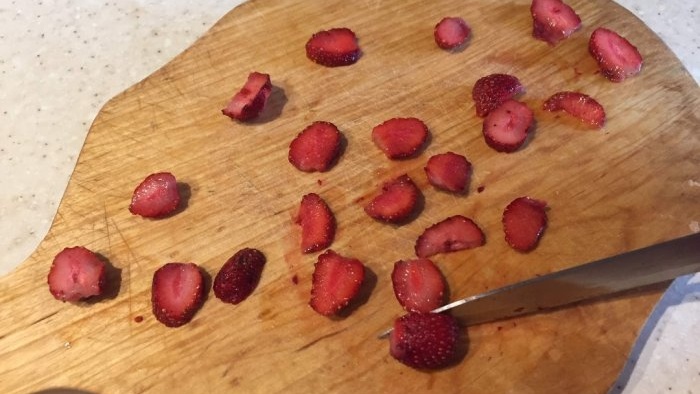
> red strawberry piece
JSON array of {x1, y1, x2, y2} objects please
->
[
  {"x1": 309, "y1": 250, "x2": 365, "y2": 316},
  {"x1": 371, "y1": 117, "x2": 429, "y2": 160},
  {"x1": 129, "y1": 172, "x2": 181, "y2": 218},
  {"x1": 288, "y1": 121, "x2": 343, "y2": 172},
  {"x1": 503, "y1": 197, "x2": 548, "y2": 252},
  {"x1": 221, "y1": 72, "x2": 272, "y2": 121},
  {"x1": 305, "y1": 27, "x2": 361, "y2": 67},
  {"x1": 295, "y1": 193, "x2": 336, "y2": 253},
  {"x1": 482, "y1": 100, "x2": 534, "y2": 153},
  {"x1": 530, "y1": 0, "x2": 582, "y2": 46},
  {"x1": 392, "y1": 258, "x2": 446, "y2": 313},
  {"x1": 434, "y1": 17, "x2": 471, "y2": 50},
  {"x1": 364, "y1": 174, "x2": 422, "y2": 223},
  {"x1": 213, "y1": 248, "x2": 266, "y2": 304},
  {"x1": 424, "y1": 152, "x2": 472, "y2": 193},
  {"x1": 415, "y1": 215, "x2": 485, "y2": 258},
  {"x1": 47, "y1": 246, "x2": 106, "y2": 302},
  {"x1": 151, "y1": 262, "x2": 205, "y2": 327},
  {"x1": 472, "y1": 74, "x2": 525, "y2": 117},
  {"x1": 543, "y1": 91, "x2": 606, "y2": 128},
  {"x1": 390, "y1": 312, "x2": 461, "y2": 370},
  {"x1": 589, "y1": 27, "x2": 643, "y2": 82}
]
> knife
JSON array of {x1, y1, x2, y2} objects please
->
[{"x1": 379, "y1": 232, "x2": 700, "y2": 338}]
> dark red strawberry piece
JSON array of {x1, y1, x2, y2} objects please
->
[
  {"x1": 434, "y1": 17, "x2": 471, "y2": 50},
  {"x1": 305, "y1": 27, "x2": 360, "y2": 67},
  {"x1": 221, "y1": 72, "x2": 272, "y2": 121},
  {"x1": 288, "y1": 121, "x2": 343, "y2": 172},
  {"x1": 213, "y1": 248, "x2": 266, "y2": 304},
  {"x1": 424, "y1": 152, "x2": 472, "y2": 193},
  {"x1": 390, "y1": 312, "x2": 461, "y2": 370},
  {"x1": 309, "y1": 250, "x2": 365, "y2": 316},
  {"x1": 371, "y1": 117, "x2": 429, "y2": 160},
  {"x1": 364, "y1": 174, "x2": 422, "y2": 223},
  {"x1": 151, "y1": 262, "x2": 205, "y2": 327},
  {"x1": 543, "y1": 91, "x2": 606, "y2": 128},
  {"x1": 295, "y1": 193, "x2": 336, "y2": 253},
  {"x1": 415, "y1": 215, "x2": 485, "y2": 258},
  {"x1": 129, "y1": 172, "x2": 181, "y2": 218},
  {"x1": 589, "y1": 27, "x2": 643, "y2": 82},
  {"x1": 531, "y1": 0, "x2": 582, "y2": 46},
  {"x1": 503, "y1": 197, "x2": 548, "y2": 252},
  {"x1": 472, "y1": 74, "x2": 525, "y2": 117},
  {"x1": 482, "y1": 100, "x2": 534, "y2": 153},
  {"x1": 392, "y1": 259, "x2": 446, "y2": 313},
  {"x1": 47, "y1": 246, "x2": 106, "y2": 302}
]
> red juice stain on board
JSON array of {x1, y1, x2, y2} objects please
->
[
  {"x1": 134, "y1": 315, "x2": 144, "y2": 323},
  {"x1": 317, "y1": 179, "x2": 323, "y2": 186},
  {"x1": 477, "y1": 185, "x2": 485, "y2": 193},
  {"x1": 291, "y1": 274, "x2": 299, "y2": 285}
]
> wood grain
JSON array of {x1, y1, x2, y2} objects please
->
[{"x1": 1, "y1": 0, "x2": 698, "y2": 392}]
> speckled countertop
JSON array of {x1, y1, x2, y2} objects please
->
[{"x1": 0, "y1": 1, "x2": 697, "y2": 392}]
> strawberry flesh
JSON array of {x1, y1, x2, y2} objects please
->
[
  {"x1": 543, "y1": 91, "x2": 606, "y2": 128},
  {"x1": 392, "y1": 258, "x2": 446, "y2": 313},
  {"x1": 364, "y1": 174, "x2": 422, "y2": 223},
  {"x1": 390, "y1": 312, "x2": 461, "y2": 370},
  {"x1": 47, "y1": 246, "x2": 106, "y2": 302},
  {"x1": 503, "y1": 197, "x2": 548, "y2": 252},
  {"x1": 305, "y1": 27, "x2": 360, "y2": 67},
  {"x1": 221, "y1": 72, "x2": 272, "y2": 121},
  {"x1": 288, "y1": 121, "x2": 343, "y2": 172},
  {"x1": 589, "y1": 27, "x2": 643, "y2": 82},
  {"x1": 424, "y1": 152, "x2": 471, "y2": 193},
  {"x1": 372, "y1": 117, "x2": 429, "y2": 160},
  {"x1": 309, "y1": 250, "x2": 366, "y2": 316},
  {"x1": 151, "y1": 262, "x2": 205, "y2": 327},
  {"x1": 434, "y1": 17, "x2": 471, "y2": 50},
  {"x1": 415, "y1": 215, "x2": 485, "y2": 258},
  {"x1": 472, "y1": 74, "x2": 524, "y2": 117},
  {"x1": 213, "y1": 248, "x2": 266, "y2": 304},
  {"x1": 129, "y1": 172, "x2": 181, "y2": 218},
  {"x1": 482, "y1": 99, "x2": 534, "y2": 153},
  {"x1": 295, "y1": 193, "x2": 336, "y2": 253},
  {"x1": 531, "y1": 0, "x2": 582, "y2": 46}
]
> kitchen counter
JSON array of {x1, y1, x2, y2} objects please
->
[{"x1": 0, "y1": 1, "x2": 697, "y2": 392}]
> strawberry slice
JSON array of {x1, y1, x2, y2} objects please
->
[
  {"x1": 472, "y1": 74, "x2": 525, "y2": 117},
  {"x1": 392, "y1": 258, "x2": 446, "y2": 313},
  {"x1": 371, "y1": 117, "x2": 429, "y2": 160},
  {"x1": 129, "y1": 172, "x2": 181, "y2": 218},
  {"x1": 213, "y1": 248, "x2": 266, "y2": 305},
  {"x1": 295, "y1": 193, "x2": 336, "y2": 254},
  {"x1": 364, "y1": 174, "x2": 422, "y2": 223},
  {"x1": 589, "y1": 27, "x2": 643, "y2": 82},
  {"x1": 221, "y1": 72, "x2": 272, "y2": 121},
  {"x1": 390, "y1": 312, "x2": 461, "y2": 370},
  {"x1": 288, "y1": 121, "x2": 343, "y2": 172},
  {"x1": 305, "y1": 27, "x2": 361, "y2": 67},
  {"x1": 47, "y1": 246, "x2": 106, "y2": 302},
  {"x1": 543, "y1": 91, "x2": 606, "y2": 128},
  {"x1": 415, "y1": 215, "x2": 485, "y2": 258},
  {"x1": 530, "y1": 0, "x2": 582, "y2": 46},
  {"x1": 309, "y1": 250, "x2": 366, "y2": 316},
  {"x1": 424, "y1": 152, "x2": 472, "y2": 193},
  {"x1": 151, "y1": 262, "x2": 205, "y2": 327},
  {"x1": 482, "y1": 100, "x2": 534, "y2": 153},
  {"x1": 434, "y1": 17, "x2": 471, "y2": 50},
  {"x1": 503, "y1": 197, "x2": 548, "y2": 252}
]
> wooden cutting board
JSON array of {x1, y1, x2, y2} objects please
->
[{"x1": 1, "y1": 0, "x2": 697, "y2": 392}]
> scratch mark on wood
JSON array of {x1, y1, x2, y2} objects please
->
[{"x1": 295, "y1": 327, "x2": 348, "y2": 352}]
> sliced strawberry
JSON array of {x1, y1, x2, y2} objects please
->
[
  {"x1": 309, "y1": 250, "x2": 365, "y2": 316},
  {"x1": 482, "y1": 100, "x2": 534, "y2": 153},
  {"x1": 415, "y1": 215, "x2": 485, "y2": 258},
  {"x1": 424, "y1": 152, "x2": 472, "y2": 193},
  {"x1": 221, "y1": 72, "x2": 272, "y2": 121},
  {"x1": 371, "y1": 117, "x2": 429, "y2": 160},
  {"x1": 305, "y1": 27, "x2": 361, "y2": 67},
  {"x1": 472, "y1": 74, "x2": 525, "y2": 117},
  {"x1": 531, "y1": 0, "x2": 582, "y2": 46},
  {"x1": 364, "y1": 174, "x2": 422, "y2": 223},
  {"x1": 295, "y1": 193, "x2": 336, "y2": 253},
  {"x1": 390, "y1": 312, "x2": 461, "y2": 370},
  {"x1": 392, "y1": 259, "x2": 446, "y2": 313},
  {"x1": 434, "y1": 17, "x2": 471, "y2": 50},
  {"x1": 151, "y1": 262, "x2": 205, "y2": 327},
  {"x1": 213, "y1": 248, "x2": 266, "y2": 305},
  {"x1": 288, "y1": 121, "x2": 343, "y2": 172},
  {"x1": 47, "y1": 246, "x2": 106, "y2": 302},
  {"x1": 129, "y1": 172, "x2": 181, "y2": 218},
  {"x1": 543, "y1": 91, "x2": 606, "y2": 128},
  {"x1": 589, "y1": 27, "x2": 643, "y2": 82},
  {"x1": 503, "y1": 197, "x2": 548, "y2": 252}
]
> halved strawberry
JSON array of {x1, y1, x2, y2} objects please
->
[
  {"x1": 472, "y1": 74, "x2": 525, "y2": 117},
  {"x1": 221, "y1": 72, "x2": 272, "y2": 121},
  {"x1": 295, "y1": 193, "x2": 336, "y2": 253},
  {"x1": 364, "y1": 174, "x2": 422, "y2": 223},
  {"x1": 589, "y1": 27, "x2": 643, "y2": 82},
  {"x1": 531, "y1": 0, "x2": 582, "y2": 46},
  {"x1": 390, "y1": 312, "x2": 461, "y2": 370},
  {"x1": 392, "y1": 258, "x2": 446, "y2": 313},
  {"x1": 434, "y1": 17, "x2": 471, "y2": 50},
  {"x1": 151, "y1": 262, "x2": 205, "y2": 327},
  {"x1": 503, "y1": 197, "x2": 548, "y2": 252},
  {"x1": 482, "y1": 100, "x2": 534, "y2": 153},
  {"x1": 47, "y1": 246, "x2": 106, "y2": 302},
  {"x1": 309, "y1": 250, "x2": 365, "y2": 316},
  {"x1": 129, "y1": 172, "x2": 181, "y2": 218},
  {"x1": 372, "y1": 117, "x2": 429, "y2": 160},
  {"x1": 415, "y1": 215, "x2": 485, "y2": 258},
  {"x1": 543, "y1": 91, "x2": 606, "y2": 128},
  {"x1": 288, "y1": 121, "x2": 343, "y2": 172},
  {"x1": 213, "y1": 248, "x2": 266, "y2": 304},
  {"x1": 305, "y1": 27, "x2": 361, "y2": 67},
  {"x1": 424, "y1": 152, "x2": 471, "y2": 193}
]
